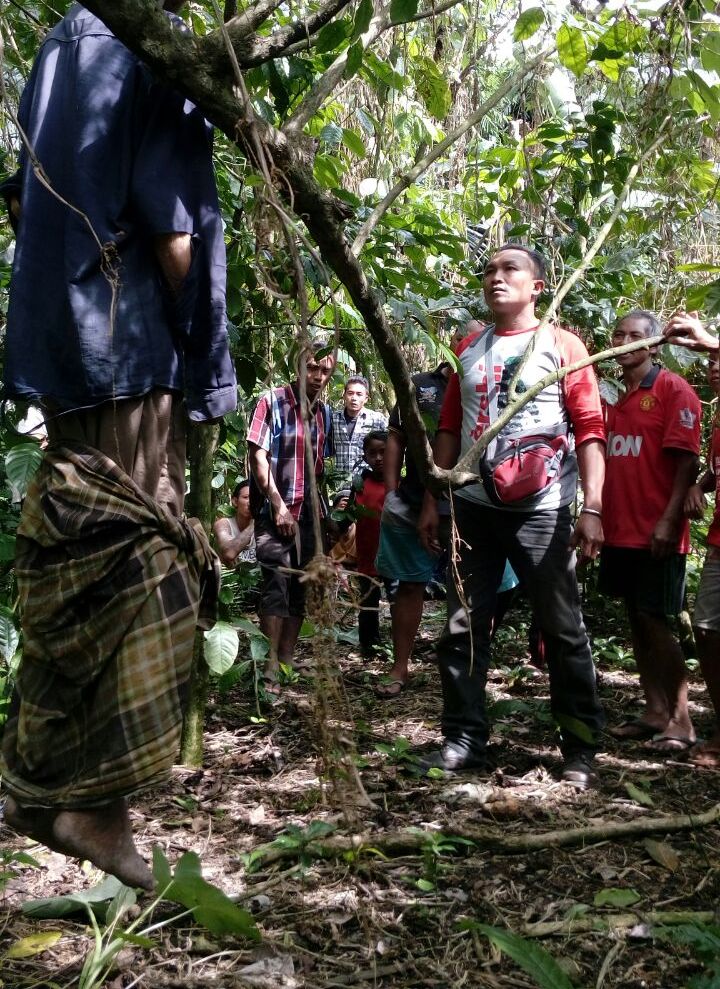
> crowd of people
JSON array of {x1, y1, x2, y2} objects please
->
[
  {"x1": 1, "y1": 2, "x2": 719, "y2": 892},
  {"x1": 216, "y1": 244, "x2": 720, "y2": 794}
]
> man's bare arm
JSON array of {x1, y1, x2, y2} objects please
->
[
  {"x1": 572, "y1": 439, "x2": 605, "y2": 561},
  {"x1": 383, "y1": 429, "x2": 405, "y2": 493},
  {"x1": 418, "y1": 429, "x2": 461, "y2": 554},
  {"x1": 652, "y1": 450, "x2": 698, "y2": 558},
  {"x1": 247, "y1": 441, "x2": 296, "y2": 538}
]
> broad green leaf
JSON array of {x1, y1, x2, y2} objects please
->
[
  {"x1": 477, "y1": 924, "x2": 575, "y2": 989},
  {"x1": 0, "y1": 609, "x2": 19, "y2": 662},
  {"x1": 598, "y1": 18, "x2": 646, "y2": 54},
  {"x1": 204, "y1": 622, "x2": 239, "y2": 675},
  {"x1": 5, "y1": 930, "x2": 62, "y2": 959},
  {"x1": 412, "y1": 56, "x2": 452, "y2": 120},
  {"x1": 557, "y1": 25, "x2": 588, "y2": 77},
  {"x1": 152, "y1": 846, "x2": 173, "y2": 890},
  {"x1": 159, "y1": 851, "x2": 259, "y2": 939},
  {"x1": 701, "y1": 32, "x2": 720, "y2": 74},
  {"x1": 390, "y1": 0, "x2": 419, "y2": 23},
  {"x1": 513, "y1": 8, "x2": 545, "y2": 43},
  {"x1": 625, "y1": 781, "x2": 654, "y2": 807},
  {"x1": 687, "y1": 71, "x2": 720, "y2": 122},
  {"x1": 555, "y1": 713, "x2": 594, "y2": 745},
  {"x1": 22, "y1": 876, "x2": 125, "y2": 919},
  {"x1": 643, "y1": 839, "x2": 680, "y2": 873},
  {"x1": 351, "y1": 0, "x2": 373, "y2": 41},
  {"x1": 5, "y1": 443, "x2": 42, "y2": 500},
  {"x1": 342, "y1": 128, "x2": 366, "y2": 157},
  {"x1": 320, "y1": 123, "x2": 343, "y2": 146},
  {"x1": 315, "y1": 19, "x2": 350, "y2": 54},
  {"x1": 594, "y1": 887, "x2": 641, "y2": 908},
  {"x1": 345, "y1": 40, "x2": 364, "y2": 78}
]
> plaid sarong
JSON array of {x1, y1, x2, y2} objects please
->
[{"x1": 1, "y1": 443, "x2": 220, "y2": 808}]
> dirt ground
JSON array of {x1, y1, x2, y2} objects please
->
[{"x1": 1, "y1": 590, "x2": 719, "y2": 989}]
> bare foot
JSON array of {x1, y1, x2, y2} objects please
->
[
  {"x1": 52, "y1": 800, "x2": 154, "y2": 890},
  {"x1": 5, "y1": 796, "x2": 154, "y2": 890}
]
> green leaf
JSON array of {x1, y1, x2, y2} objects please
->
[
  {"x1": 412, "y1": 56, "x2": 452, "y2": 120},
  {"x1": 624, "y1": 781, "x2": 654, "y2": 807},
  {"x1": 159, "y1": 852, "x2": 259, "y2": 939},
  {"x1": 557, "y1": 25, "x2": 588, "y2": 77},
  {"x1": 390, "y1": 0, "x2": 419, "y2": 24},
  {"x1": 320, "y1": 123, "x2": 344, "y2": 146},
  {"x1": 351, "y1": 0, "x2": 373, "y2": 40},
  {"x1": 22, "y1": 876, "x2": 125, "y2": 920},
  {"x1": 0, "y1": 533, "x2": 15, "y2": 562},
  {"x1": 477, "y1": 924, "x2": 575, "y2": 989},
  {"x1": 555, "y1": 713, "x2": 594, "y2": 745},
  {"x1": 701, "y1": 32, "x2": 720, "y2": 74},
  {"x1": 315, "y1": 19, "x2": 350, "y2": 54},
  {"x1": 345, "y1": 40, "x2": 364, "y2": 78},
  {"x1": 594, "y1": 887, "x2": 641, "y2": 908},
  {"x1": 5, "y1": 443, "x2": 43, "y2": 500},
  {"x1": 416, "y1": 878, "x2": 435, "y2": 891},
  {"x1": 513, "y1": 7, "x2": 545, "y2": 42},
  {"x1": 342, "y1": 129, "x2": 366, "y2": 158},
  {"x1": 204, "y1": 622, "x2": 239, "y2": 675},
  {"x1": 4, "y1": 930, "x2": 63, "y2": 959}
]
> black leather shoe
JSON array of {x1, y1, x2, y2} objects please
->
[
  {"x1": 560, "y1": 753, "x2": 598, "y2": 790},
  {"x1": 417, "y1": 742, "x2": 487, "y2": 774}
]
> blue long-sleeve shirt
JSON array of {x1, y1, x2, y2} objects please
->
[{"x1": 0, "y1": 4, "x2": 236, "y2": 421}]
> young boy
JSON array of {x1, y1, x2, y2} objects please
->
[
  {"x1": 349, "y1": 430, "x2": 389, "y2": 655},
  {"x1": 667, "y1": 312, "x2": 720, "y2": 766}
]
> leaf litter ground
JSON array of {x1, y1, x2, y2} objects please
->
[{"x1": 1, "y1": 590, "x2": 719, "y2": 988}]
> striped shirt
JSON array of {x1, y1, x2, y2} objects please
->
[{"x1": 247, "y1": 384, "x2": 333, "y2": 520}]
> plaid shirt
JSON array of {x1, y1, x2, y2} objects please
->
[
  {"x1": 330, "y1": 407, "x2": 388, "y2": 481},
  {"x1": 248, "y1": 384, "x2": 332, "y2": 520}
]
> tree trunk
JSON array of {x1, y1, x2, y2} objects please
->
[{"x1": 179, "y1": 421, "x2": 220, "y2": 767}]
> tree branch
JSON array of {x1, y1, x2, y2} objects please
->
[
  {"x1": 201, "y1": 0, "x2": 354, "y2": 69},
  {"x1": 248, "y1": 802, "x2": 720, "y2": 868},
  {"x1": 350, "y1": 46, "x2": 553, "y2": 255},
  {"x1": 283, "y1": 0, "x2": 464, "y2": 134}
]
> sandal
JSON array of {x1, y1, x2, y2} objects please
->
[
  {"x1": 642, "y1": 734, "x2": 695, "y2": 754},
  {"x1": 374, "y1": 678, "x2": 408, "y2": 699}
]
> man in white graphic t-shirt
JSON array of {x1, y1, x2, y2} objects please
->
[{"x1": 419, "y1": 245, "x2": 606, "y2": 788}]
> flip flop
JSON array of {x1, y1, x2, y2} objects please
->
[
  {"x1": 609, "y1": 720, "x2": 659, "y2": 741},
  {"x1": 290, "y1": 660, "x2": 314, "y2": 676},
  {"x1": 642, "y1": 734, "x2": 695, "y2": 754},
  {"x1": 374, "y1": 678, "x2": 408, "y2": 699}
]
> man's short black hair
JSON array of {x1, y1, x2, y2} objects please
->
[
  {"x1": 345, "y1": 375, "x2": 369, "y2": 392},
  {"x1": 363, "y1": 429, "x2": 388, "y2": 451},
  {"x1": 616, "y1": 309, "x2": 660, "y2": 338},
  {"x1": 494, "y1": 244, "x2": 547, "y2": 280},
  {"x1": 232, "y1": 479, "x2": 250, "y2": 498}
]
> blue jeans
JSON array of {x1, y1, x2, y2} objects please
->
[{"x1": 437, "y1": 498, "x2": 605, "y2": 757}]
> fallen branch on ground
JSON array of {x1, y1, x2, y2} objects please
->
[
  {"x1": 524, "y1": 910, "x2": 716, "y2": 938},
  {"x1": 247, "y1": 803, "x2": 720, "y2": 868}
]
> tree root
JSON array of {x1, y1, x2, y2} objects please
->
[{"x1": 249, "y1": 803, "x2": 720, "y2": 868}]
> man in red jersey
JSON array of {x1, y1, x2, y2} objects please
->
[
  {"x1": 601, "y1": 311, "x2": 701, "y2": 752},
  {"x1": 666, "y1": 312, "x2": 720, "y2": 766},
  {"x1": 419, "y1": 245, "x2": 606, "y2": 788}
]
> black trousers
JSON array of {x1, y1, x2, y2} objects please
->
[{"x1": 437, "y1": 499, "x2": 605, "y2": 757}]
